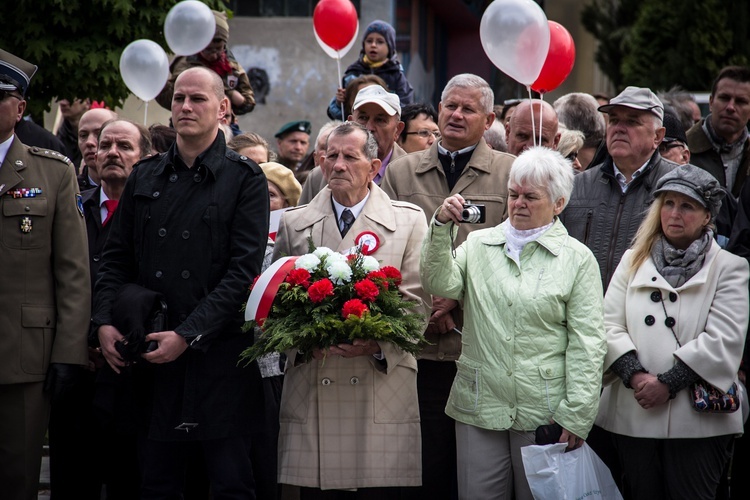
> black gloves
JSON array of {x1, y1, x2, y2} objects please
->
[{"x1": 44, "y1": 363, "x2": 81, "y2": 402}]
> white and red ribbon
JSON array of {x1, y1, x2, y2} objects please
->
[{"x1": 245, "y1": 256, "x2": 299, "y2": 322}]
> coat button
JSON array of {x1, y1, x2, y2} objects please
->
[
  {"x1": 240, "y1": 155, "x2": 248, "y2": 161},
  {"x1": 546, "y1": 368, "x2": 552, "y2": 375},
  {"x1": 350, "y1": 377, "x2": 359, "y2": 385},
  {"x1": 507, "y1": 370, "x2": 512, "y2": 376},
  {"x1": 46, "y1": 318, "x2": 51, "y2": 325},
  {"x1": 155, "y1": 270, "x2": 163, "y2": 278},
  {"x1": 158, "y1": 228, "x2": 167, "y2": 237},
  {"x1": 153, "y1": 191, "x2": 160, "y2": 198},
  {"x1": 669, "y1": 292, "x2": 677, "y2": 302},
  {"x1": 93, "y1": 255, "x2": 100, "y2": 262},
  {"x1": 169, "y1": 173, "x2": 178, "y2": 182},
  {"x1": 506, "y1": 336, "x2": 511, "y2": 341},
  {"x1": 321, "y1": 378, "x2": 331, "y2": 386},
  {"x1": 181, "y1": 270, "x2": 190, "y2": 279},
  {"x1": 194, "y1": 174, "x2": 202, "y2": 183},
  {"x1": 650, "y1": 291, "x2": 662, "y2": 302},
  {"x1": 25, "y1": 206, "x2": 30, "y2": 212},
  {"x1": 651, "y1": 277, "x2": 657, "y2": 282},
  {"x1": 182, "y1": 230, "x2": 190, "y2": 239},
  {"x1": 437, "y1": 352, "x2": 445, "y2": 360},
  {"x1": 644, "y1": 315, "x2": 655, "y2": 326},
  {"x1": 665, "y1": 317, "x2": 676, "y2": 328},
  {"x1": 509, "y1": 403, "x2": 515, "y2": 409}
]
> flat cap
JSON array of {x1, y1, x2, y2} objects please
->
[
  {"x1": 0, "y1": 49, "x2": 38, "y2": 97},
  {"x1": 599, "y1": 86, "x2": 664, "y2": 121},
  {"x1": 275, "y1": 120, "x2": 311, "y2": 139},
  {"x1": 353, "y1": 85, "x2": 401, "y2": 116},
  {"x1": 653, "y1": 164, "x2": 724, "y2": 219}
]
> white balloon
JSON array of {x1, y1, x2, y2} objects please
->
[
  {"x1": 164, "y1": 0, "x2": 216, "y2": 56},
  {"x1": 314, "y1": 20, "x2": 359, "y2": 60},
  {"x1": 119, "y1": 40, "x2": 170, "y2": 101},
  {"x1": 480, "y1": 0, "x2": 550, "y2": 85}
]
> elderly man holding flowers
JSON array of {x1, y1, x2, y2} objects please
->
[{"x1": 272, "y1": 122, "x2": 430, "y2": 498}]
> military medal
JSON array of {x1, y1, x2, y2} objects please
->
[
  {"x1": 7, "y1": 187, "x2": 42, "y2": 198},
  {"x1": 20, "y1": 216, "x2": 32, "y2": 233}
]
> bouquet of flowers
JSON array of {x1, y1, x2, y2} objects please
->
[{"x1": 241, "y1": 245, "x2": 426, "y2": 364}]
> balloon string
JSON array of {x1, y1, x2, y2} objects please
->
[
  {"x1": 144, "y1": 100, "x2": 149, "y2": 126},
  {"x1": 526, "y1": 86, "x2": 537, "y2": 147},
  {"x1": 539, "y1": 93, "x2": 544, "y2": 149},
  {"x1": 337, "y1": 54, "x2": 344, "y2": 119}
]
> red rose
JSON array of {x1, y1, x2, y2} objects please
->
[
  {"x1": 366, "y1": 270, "x2": 389, "y2": 289},
  {"x1": 381, "y1": 266, "x2": 402, "y2": 286},
  {"x1": 342, "y1": 299, "x2": 369, "y2": 318},
  {"x1": 308, "y1": 278, "x2": 334, "y2": 303},
  {"x1": 347, "y1": 253, "x2": 357, "y2": 262},
  {"x1": 354, "y1": 279, "x2": 380, "y2": 302},
  {"x1": 286, "y1": 268, "x2": 311, "y2": 289}
]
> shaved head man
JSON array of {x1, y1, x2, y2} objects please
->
[{"x1": 505, "y1": 99, "x2": 560, "y2": 156}]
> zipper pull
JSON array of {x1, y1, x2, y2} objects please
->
[{"x1": 450, "y1": 153, "x2": 456, "y2": 174}]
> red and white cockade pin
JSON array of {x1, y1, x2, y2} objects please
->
[{"x1": 354, "y1": 231, "x2": 381, "y2": 255}]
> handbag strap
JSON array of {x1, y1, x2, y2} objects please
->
[{"x1": 658, "y1": 294, "x2": 682, "y2": 348}]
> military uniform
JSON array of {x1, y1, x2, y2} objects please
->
[
  {"x1": 0, "y1": 47, "x2": 91, "y2": 500},
  {"x1": 0, "y1": 139, "x2": 91, "y2": 498}
]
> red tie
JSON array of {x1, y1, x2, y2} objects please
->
[{"x1": 103, "y1": 199, "x2": 119, "y2": 226}]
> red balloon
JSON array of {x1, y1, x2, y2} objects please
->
[
  {"x1": 313, "y1": 0, "x2": 359, "y2": 51},
  {"x1": 531, "y1": 21, "x2": 576, "y2": 94}
]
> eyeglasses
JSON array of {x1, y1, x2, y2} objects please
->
[
  {"x1": 566, "y1": 151, "x2": 578, "y2": 161},
  {"x1": 0, "y1": 89, "x2": 22, "y2": 102},
  {"x1": 405, "y1": 129, "x2": 441, "y2": 139},
  {"x1": 658, "y1": 141, "x2": 685, "y2": 153}
]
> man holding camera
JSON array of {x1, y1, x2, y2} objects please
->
[{"x1": 381, "y1": 73, "x2": 514, "y2": 499}]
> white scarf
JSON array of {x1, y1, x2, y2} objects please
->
[{"x1": 504, "y1": 220, "x2": 554, "y2": 265}]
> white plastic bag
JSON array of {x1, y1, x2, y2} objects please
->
[{"x1": 521, "y1": 442, "x2": 623, "y2": 500}]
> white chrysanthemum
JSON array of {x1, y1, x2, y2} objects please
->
[
  {"x1": 313, "y1": 247, "x2": 335, "y2": 259},
  {"x1": 325, "y1": 252, "x2": 347, "y2": 265},
  {"x1": 295, "y1": 253, "x2": 321, "y2": 272},
  {"x1": 361, "y1": 255, "x2": 380, "y2": 272},
  {"x1": 327, "y1": 261, "x2": 353, "y2": 284}
]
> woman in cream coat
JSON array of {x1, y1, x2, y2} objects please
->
[{"x1": 597, "y1": 164, "x2": 749, "y2": 499}]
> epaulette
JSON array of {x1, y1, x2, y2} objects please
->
[
  {"x1": 228, "y1": 149, "x2": 263, "y2": 173},
  {"x1": 28, "y1": 147, "x2": 72, "y2": 165},
  {"x1": 390, "y1": 200, "x2": 424, "y2": 213}
]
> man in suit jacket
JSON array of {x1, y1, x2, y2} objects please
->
[
  {"x1": 0, "y1": 49, "x2": 90, "y2": 499},
  {"x1": 49, "y1": 119, "x2": 152, "y2": 498},
  {"x1": 273, "y1": 122, "x2": 429, "y2": 497}
]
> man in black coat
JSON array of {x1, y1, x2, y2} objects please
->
[{"x1": 91, "y1": 67, "x2": 269, "y2": 498}]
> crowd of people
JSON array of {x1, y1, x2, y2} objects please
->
[{"x1": 1, "y1": 10, "x2": 750, "y2": 500}]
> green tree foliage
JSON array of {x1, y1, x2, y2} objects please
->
[
  {"x1": 582, "y1": 0, "x2": 749, "y2": 92},
  {"x1": 0, "y1": 0, "x2": 225, "y2": 120}
]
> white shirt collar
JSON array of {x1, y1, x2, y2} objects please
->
[
  {"x1": 332, "y1": 190, "x2": 370, "y2": 222},
  {"x1": 0, "y1": 135, "x2": 17, "y2": 169},
  {"x1": 437, "y1": 141, "x2": 477, "y2": 157},
  {"x1": 612, "y1": 159, "x2": 650, "y2": 193}
]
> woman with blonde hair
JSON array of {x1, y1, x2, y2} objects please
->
[{"x1": 597, "y1": 164, "x2": 749, "y2": 499}]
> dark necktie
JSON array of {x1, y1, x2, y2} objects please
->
[
  {"x1": 339, "y1": 208, "x2": 355, "y2": 237},
  {"x1": 102, "y1": 199, "x2": 119, "y2": 226}
]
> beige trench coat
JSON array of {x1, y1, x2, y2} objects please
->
[{"x1": 272, "y1": 183, "x2": 430, "y2": 489}]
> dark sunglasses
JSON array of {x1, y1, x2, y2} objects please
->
[{"x1": 658, "y1": 141, "x2": 685, "y2": 153}]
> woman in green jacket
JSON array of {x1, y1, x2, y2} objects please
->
[{"x1": 420, "y1": 147, "x2": 607, "y2": 500}]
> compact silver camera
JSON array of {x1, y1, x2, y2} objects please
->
[{"x1": 461, "y1": 202, "x2": 486, "y2": 224}]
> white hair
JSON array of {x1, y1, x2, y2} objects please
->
[{"x1": 509, "y1": 147, "x2": 575, "y2": 210}]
